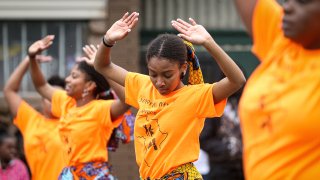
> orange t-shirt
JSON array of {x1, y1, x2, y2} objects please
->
[
  {"x1": 51, "y1": 90, "x2": 118, "y2": 166},
  {"x1": 239, "y1": 0, "x2": 320, "y2": 179},
  {"x1": 14, "y1": 101, "x2": 64, "y2": 180},
  {"x1": 125, "y1": 72, "x2": 226, "y2": 179}
]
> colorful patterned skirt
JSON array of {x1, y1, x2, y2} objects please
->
[
  {"x1": 58, "y1": 161, "x2": 116, "y2": 180},
  {"x1": 142, "y1": 163, "x2": 203, "y2": 180}
]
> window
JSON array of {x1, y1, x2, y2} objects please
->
[{"x1": 0, "y1": 21, "x2": 88, "y2": 93}]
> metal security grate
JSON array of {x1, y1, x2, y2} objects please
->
[
  {"x1": 0, "y1": 21, "x2": 87, "y2": 94},
  {"x1": 140, "y1": 0, "x2": 244, "y2": 30}
]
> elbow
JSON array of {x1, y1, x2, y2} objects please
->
[
  {"x1": 3, "y1": 86, "x2": 9, "y2": 96},
  {"x1": 239, "y1": 75, "x2": 246, "y2": 88},
  {"x1": 232, "y1": 76, "x2": 246, "y2": 92},
  {"x1": 3, "y1": 84, "x2": 13, "y2": 96},
  {"x1": 238, "y1": 77, "x2": 246, "y2": 90}
]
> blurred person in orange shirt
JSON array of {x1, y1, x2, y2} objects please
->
[
  {"x1": 3, "y1": 54, "x2": 66, "y2": 180},
  {"x1": 28, "y1": 36, "x2": 130, "y2": 179},
  {"x1": 234, "y1": 0, "x2": 320, "y2": 179}
]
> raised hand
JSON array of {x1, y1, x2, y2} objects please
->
[
  {"x1": 105, "y1": 12, "x2": 139, "y2": 44},
  {"x1": 77, "y1": 44, "x2": 99, "y2": 66},
  {"x1": 28, "y1": 35, "x2": 55, "y2": 58},
  {"x1": 171, "y1": 18, "x2": 212, "y2": 45}
]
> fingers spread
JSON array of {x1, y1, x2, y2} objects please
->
[
  {"x1": 177, "y1": 34, "x2": 191, "y2": 41},
  {"x1": 171, "y1": 20, "x2": 188, "y2": 34},
  {"x1": 177, "y1": 18, "x2": 192, "y2": 28},
  {"x1": 128, "y1": 17, "x2": 139, "y2": 29},
  {"x1": 90, "y1": 44, "x2": 97, "y2": 52},
  {"x1": 188, "y1": 18, "x2": 197, "y2": 26},
  {"x1": 124, "y1": 12, "x2": 138, "y2": 24},
  {"x1": 41, "y1": 41, "x2": 53, "y2": 50},
  {"x1": 76, "y1": 56, "x2": 89, "y2": 62},
  {"x1": 83, "y1": 46, "x2": 93, "y2": 57},
  {"x1": 43, "y1": 35, "x2": 55, "y2": 45},
  {"x1": 121, "y1": 12, "x2": 129, "y2": 21}
]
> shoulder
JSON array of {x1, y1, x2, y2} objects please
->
[
  {"x1": 17, "y1": 100, "x2": 42, "y2": 117},
  {"x1": 91, "y1": 99, "x2": 114, "y2": 109},
  {"x1": 127, "y1": 72, "x2": 150, "y2": 82},
  {"x1": 185, "y1": 83, "x2": 213, "y2": 91}
]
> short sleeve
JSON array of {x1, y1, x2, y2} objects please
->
[
  {"x1": 51, "y1": 90, "x2": 74, "y2": 118},
  {"x1": 252, "y1": 0, "x2": 283, "y2": 60},
  {"x1": 13, "y1": 101, "x2": 42, "y2": 135},
  {"x1": 97, "y1": 100, "x2": 114, "y2": 128},
  {"x1": 196, "y1": 84, "x2": 227, "y2": 118},
  {"x1": 125, "y1": 72, "x2": 149, "y2": 108}
]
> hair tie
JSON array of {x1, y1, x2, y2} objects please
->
[{"x1": 183, "y1": 41, "x2": 204, "y2": 85}]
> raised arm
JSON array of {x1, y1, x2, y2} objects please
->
[
  {"x1": 81, "y1": 44, "x2": 126, "y2": 102},
  {"x1": 234, "y1": 0, "x2": 258, "y2": 36},
  {"x1": 172, "y1": 18, "x2": 246, "y2": 104},
  {"x1": 94, "y1": 12, "x2": 139, "y2": 87},
  {"x1": 3, "y1": 55, "x2": 52, "y2": 116},
  {"x1": 28, "y1": 35, "x2": 57, "y2": 101},
  {"x1": 110, "y1": 99, "x2": 131, "y2": 121},
  {"x1": 81, "y1": 44, "x2": 130, "y2": 121}
]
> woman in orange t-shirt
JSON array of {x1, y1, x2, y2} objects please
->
[
  {"x1": 235, "y1": 0, "x2": 320, "y2": 179},
  {"x1": 27, "y1": 36, "x2": 130, "y2": 179},
  {"x1": 4, "y1": 54, "x2": 65, "y2": 180},
  {"x1": 94, "y1": 12, "x2": 246, "y2": 179}
]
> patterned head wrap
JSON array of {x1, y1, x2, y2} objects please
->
[{"x1": 184, "y1": 41, "x2": 204, "y2": 85}]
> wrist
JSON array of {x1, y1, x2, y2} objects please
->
[
  {"x1": 28, "y1": 52, "x2": 36, "y2": 59},
  {"x1": 102, "y1": 36, "x2": 116, "y2": 47},
  {"x1": 203, "y1": 37, "x2": 216, "y2": 48}
]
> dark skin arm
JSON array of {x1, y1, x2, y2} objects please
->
[
  {"x1": 3, "y1": 55, "x2": 52, "y2": 116},
  {"x1": 172, "y1": 18, "x2": 246, "y2": 104},
  {"x1": 28, "y1": 35, "x2": 57, "y2": 101},
  {"x1": 94, "y1": 12, "x2": 139, "y2": 93},
  {"x1": 234, "y1": 0, "x2": 258, "y2": 36}
]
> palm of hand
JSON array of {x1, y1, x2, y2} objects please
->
[
  {"x1": 79, "y1": 44, "x2": 99, "y2": 66},
  {"x1": 28, "y1": 35, "x2": 54, "y2": 57},
  {"x1": 86, "y1": 50, "x2": 95, "y2": 61},
  {"x1": 28, "y1": 41, "x2": 44, "y2": 56},
  {"x1": 107, "y1": 20, "x2": 130, "y2": 42},
  {"x1": 87, "y1": 53, "x2": 95, "y2": 66},
  {"x1": 186, "y1": 25, "x2": 209, "y2": 45}
]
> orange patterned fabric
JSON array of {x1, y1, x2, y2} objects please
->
[
  {"x1": 58, "y1": 162, "x2": 114, "y2": 180},
  {"x1": 184, "y1": 41, "x2": 204, "y2": 85},
  {"x1": 141, "y1": 163, "x2": 202, "y2": 180}
]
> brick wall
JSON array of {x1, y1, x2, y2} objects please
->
[{"x1": 88, "y1": 0, "x2": 141, "y2": 73}]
